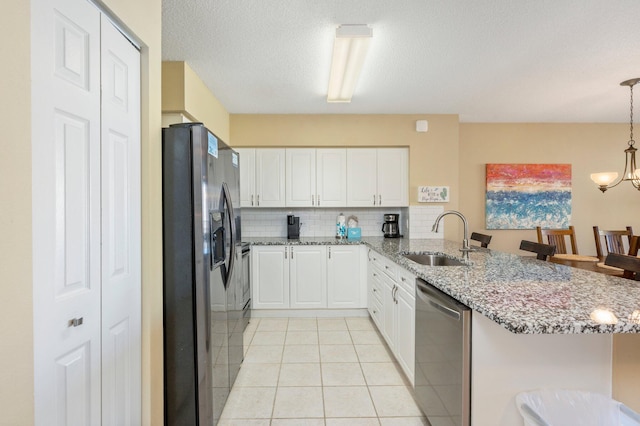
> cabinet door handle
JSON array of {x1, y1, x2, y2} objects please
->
[
  {"x1": 379, "y1": 194, "x2": 382, "y2": 205},
  {"x1": 285, "y1": 247, "x2": 287, "y2": 259},
  {"x1": 257, "y1": 194, "x2": 260, "y2": 206},
  {"x1": 317, "y1": 194, "x2": 320, "y2": 206},
  {"x1": 373, "y1": 288, "x2": 377, "y2": 293},
  {"x1": 401, "y1": 277, "x2": 406, "y2": 282},
  {"x1": 328, "y1": 247, "x2": 331, "y2": 259},
  {"x1": 373, "y1": 195, "x2": 376, "y2": 205},
  {"x1": 291, "y1": 247, "x2": 294, "y2": 259},
  {"x1": 312, "y1": 194, "x2": 314, "y2": 205},
  {"x1": 251, "y1": 194, "x2": 254, "y2": 206}
]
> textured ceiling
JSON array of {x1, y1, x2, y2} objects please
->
[{"x1": 162, "y1": 0, "x2": 640, "y2": 122}]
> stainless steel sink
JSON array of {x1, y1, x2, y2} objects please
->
[{"x1": 402, "y1": 253, "x2": 467, "y2": 266}]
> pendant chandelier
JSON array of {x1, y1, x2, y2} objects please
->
[{"x1": 590, "y1": 78, "x2": 640, "y2": 192}]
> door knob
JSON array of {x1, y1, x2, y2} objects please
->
[{"x1": 68, "y1": 317, "x2": 84, "y2": 327}]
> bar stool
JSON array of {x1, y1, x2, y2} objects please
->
[
  {"x1": 519, "y1": 240, "x2": 557, "y2": 261},
  {"x1": 470, "y1": 232, "x2": 492, "y2": 248}
]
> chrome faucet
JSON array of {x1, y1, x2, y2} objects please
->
[{"x1": 431, "y1": 210, "x2": 474, "y2": 253}]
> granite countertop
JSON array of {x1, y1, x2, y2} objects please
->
[{"x1": 246, "y1": 237, "x2": 640, "y2": 335}]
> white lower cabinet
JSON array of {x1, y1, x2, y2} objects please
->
[
  {"x1": 252, "y1": 245, "x2": 289, "y2": 309},
  {"x1": 252, "y1": 244, "x2": 365, "y2": 310},
  {"x1": 327, "y1": 245, "x2": 365, "y2": 308},
  {"x1": 395, "y1": 276, "x2": 416, "y2": 382},
  {"x1": 367, "y1": 249, "x2": 416, "y2": 384},
  {"x1": 290, "y1": 245, "x2": 327, "y2": 308}
]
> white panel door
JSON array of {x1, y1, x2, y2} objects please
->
[
  {"x1": 316, "y1": 149, "x2": 347, "y2": 207},
  {"x1": 289, "y1": 245, "x2": 327, "y2": 309},
  {"x1": 347, "y1": 148, "x2": 378, "y2": 207},
  {"x1": 286, "y1": 148, "x2": 316, "y2": 207},
  {"x1": 327, "y1": 245, "x2": 361, "y2": 308},
  {"x1": 100, "y1": 15, "x2": 141, "y2": 426},
  {"x1": 236, "y1": 148, "x2": 256, "y2": 207},
  {"x1": 32, "y1": 0, "x2": 102, "y2": 424},
  {"x1": 256, "y1": 149, "x2": 285, "y2": 207},
  {"x1": 252, "y1": 246, "x2": 289, "y2": 308},
  {"x1": 377, "y1": 148, "x2": 409, "y2": 207}
]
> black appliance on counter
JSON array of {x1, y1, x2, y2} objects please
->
[
  {"x1": 382, "y1": 213, "x2": 402, "y2": 238},
  {"x1": 287, "y1": 215, "x2": 300, "y2": 239},
  {"x1": 162, "y1": 123, "x2": 246, "y2": 425}
]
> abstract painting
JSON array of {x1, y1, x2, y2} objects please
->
[{"x1": 486, "y1": 164, "x2": 571, "y2": 230}]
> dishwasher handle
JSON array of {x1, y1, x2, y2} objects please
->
[{"x1": 416, "y1": 279, "x2": 466, "y2": 321}]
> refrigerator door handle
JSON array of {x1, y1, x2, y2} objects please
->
[{"x1": 222, "y1": 182, "x2": 236, "y2": 289}]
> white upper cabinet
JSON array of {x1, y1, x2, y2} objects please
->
[
  {"x1": 236, "y1": 148, "x2": 256, "y2": 207},
  {"x1": 286, "y1": 148, "x2": 316, "y2": 207},
  {"x1": 238, "y1": 148, "x2": 285, "y2": 207},
  {"x1": 347, "y1": 148, "x2": 408, "y2": 207},
  {"x1": 256, "y1": 149, "x2": 286, "y2": 207},
  {"x1": 346, "y1": 148, "x2": 378, "y2": 207},
  {"x1": 377, "y1": 148, "x2": 409, "y2": 207},
  {"x1": 241, "y1": 147, "x2": 406, "y2": 208},
  {"x1": 316, "y1": 149, "x2": 347, "y2": 207},
  {"x1": 285, "y1": 148, "x2": 346, "y2": 207}
]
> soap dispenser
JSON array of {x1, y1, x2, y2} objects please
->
[{"x1": 336, "y1": 213, "x2": 346, "y2": 239}]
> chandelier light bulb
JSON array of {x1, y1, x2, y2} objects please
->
[{"x1": 590, "y1": 172, "x2": 618, "y2": 186}]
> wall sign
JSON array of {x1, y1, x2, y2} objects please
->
[{"x1": 418, "y1": 186, "x2": 449, "y2": 202}]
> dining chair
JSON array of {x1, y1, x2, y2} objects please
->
[
  {"x1": 536, "y1": 226, "x2": 578, "y2": 255},
  {"x1": 629, "y1": 235, "x2": 640, "y2": 257},
  {"x1": 604, "y1": 252, "x2": 640, "y2": 280},
  {"x1": 470, "y1": 232, "x2": 492, "y2": 248},
  {"x1": 519, "y1": 240, "x2": 557, "y2": 261},
  {"x1": 592, "y1": 226, "x2": 634, "y2": 258}
]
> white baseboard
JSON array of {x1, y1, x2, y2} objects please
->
[{"x1": 250, "y1": 308, "x2": 369, "y2": 318}]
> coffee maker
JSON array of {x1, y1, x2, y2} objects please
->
[
  {"x1": 287, "y1": 215, "x2": 300, "y2": 239},
  {"x1": 382, "y1": 213, "x2": 401, "y2": 238}
]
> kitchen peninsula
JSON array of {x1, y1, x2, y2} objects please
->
[{"x1": 248, "y1": 237, "x2": 640, "y2": 425}]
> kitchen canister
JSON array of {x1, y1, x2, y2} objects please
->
[{"x1": 336, "y1": 213, "x2": 346, "y2": 239}]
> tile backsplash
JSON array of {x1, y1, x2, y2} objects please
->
[
  {"x1": 408, "y1": 205, "x2": 445, "y2": 239},
  {"x1": 241, "y1": 205, "x2": 445, "y2": 239}
]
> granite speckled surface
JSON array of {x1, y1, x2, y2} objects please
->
[{"x1": 246, "y1": 237, "x2": 640, "y2": 335}]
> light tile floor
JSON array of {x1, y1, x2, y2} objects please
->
[{"x1": 219, "y1": 317, "x2": 428, "y2": 426}]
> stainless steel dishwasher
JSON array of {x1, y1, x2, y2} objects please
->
[{"x1": 415, "y1": 278, "x2": 471, "y2": 426}]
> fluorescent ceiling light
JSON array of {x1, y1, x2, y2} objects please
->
[{"x1": 327, "y1": 25, "x2": 372, "y2": 103}]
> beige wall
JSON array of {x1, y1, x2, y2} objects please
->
[
  {"x1": 162, "y1": 61, "x2": 231, "y2": 142},
  {"x1": 459, "y1": 123, "x2": 640, "y2": 255},
  {"x1": 613, "y1": 334, "x2": 640, "y2": 412},
  {"x1": 230, "y1": 114, "x2": 462, "y2": 240},
  {"x1": 0, "y1": 2, "x2": 33, "y2": 424},
  {"x1": 1, "y1": 0, "x2": 164, "y2": 424}
]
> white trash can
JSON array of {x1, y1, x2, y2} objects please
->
[{"x1": 516, "y1": 390, "x2": 640, "y2": 426}]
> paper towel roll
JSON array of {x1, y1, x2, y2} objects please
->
[{"x1": 336, "y1": 213, "x2": 346, "y2": 238}]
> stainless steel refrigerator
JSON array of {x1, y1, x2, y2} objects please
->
[{"x1": 162, "y1": 123, "x2": 247, "y2": 425}]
